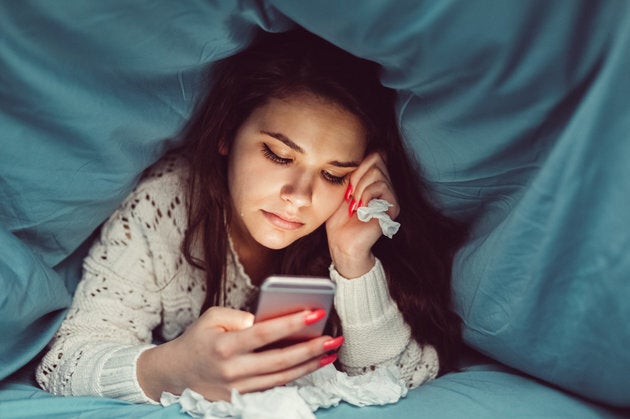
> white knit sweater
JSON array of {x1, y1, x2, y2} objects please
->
[{"x1": 36, "y1": 153, "x2": 438, "y2": 404}]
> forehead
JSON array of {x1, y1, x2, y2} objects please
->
[{"x1": 248, "y1": 93, "x2": 367, "y2": 156}]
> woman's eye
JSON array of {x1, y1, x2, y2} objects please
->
[
  {"x1": 322, "y1": 171, "x2": 347, "y2": 185},
  {"x1": 262, "y1": 143, "x2": 345, "y2": 185},
  {"x1": 262, "y1": 143, "x2": 292, "y2": 165}
]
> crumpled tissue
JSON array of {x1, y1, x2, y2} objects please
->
[
  {"x1": 160, "y1": 364, "x2": 408, "y2": 418},
  {"x1": 356, "y1": 199, "x2": 400, "y2": 238}
]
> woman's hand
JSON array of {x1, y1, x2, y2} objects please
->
[
  {"x1": 137, "y1": 306, "x2": 342, "y2": 402},
  {"x1": 325, "y1": 151, "x2": 399, "y2": 278}
]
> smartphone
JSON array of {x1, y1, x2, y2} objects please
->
[{"x1": 254, "y1": 275, "x2": 336, "y2": 342}]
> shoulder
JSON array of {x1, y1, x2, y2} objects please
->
[
  {"x1": 85, "y1": 151, "x2": 192, "y2": 286},
  {"x1": 133, "y1": 151, "x2": 190, "y2": 206},
  {"x1": 114, "y1": 151, "x2": 190, "y2": 226},
  {"x1": 96, "y1": 151, "x2": 190, "y2": 252}
]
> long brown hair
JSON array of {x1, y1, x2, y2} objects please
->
[{"x1": 179, "y1": 28, "x2": 467, "y2": 373}]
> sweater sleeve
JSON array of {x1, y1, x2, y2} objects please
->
[
  {"x1": 329, "y1": 259, "x2": 439, "y2": 389},
  {"x1": 35, "y1": 175, "x2": 181, "y2": 404}
]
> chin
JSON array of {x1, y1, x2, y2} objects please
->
[
  {"x1": 258, "y1": 238, "x2": 296, "y2": 250},
  {"x1": 255, "y1": 231, "x2": 302, "y2": 250}
]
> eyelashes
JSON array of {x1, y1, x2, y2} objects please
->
[
  {"x1": 262, "y1": 143, "x2": 291, "y2": 165},
  {"x1": 261, "y1": 143, "x2": 347, "y2": 185},
  {"x1": 321, "y1": 171, "x2": 346, "y2": 185}
]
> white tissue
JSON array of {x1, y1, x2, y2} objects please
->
[
  {"x1": 160, "y1": 364, "x2": 408, "y2": 419},
  {"x1": 356, "y1": 199, "x2": 400, "y2": 238}
]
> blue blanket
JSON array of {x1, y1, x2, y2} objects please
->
[{"x1": 1, "y1": 1, "x2": 629, "y2": 416}]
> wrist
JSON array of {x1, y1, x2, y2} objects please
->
[
  {"x1": 330, "y1": 250, "x2": 375, "y2": 279},
  {"x1": 137, "y1": 340, "x2": 184, "y2": 402},
  {"x1": 137, "y1": 346, "x2": 163, "y2": 402}
]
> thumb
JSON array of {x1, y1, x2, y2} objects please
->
[{"x1": 200, "y1": 306, "x2": 255, "y2": 332}]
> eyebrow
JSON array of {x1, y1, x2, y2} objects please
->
[{"x1": 261, "y1": 130, "x2": 360, "y2": 168}]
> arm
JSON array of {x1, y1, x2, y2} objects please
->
[
  {"x1": 330, "y1": 259, "x2": 439, "y2": 388},
  {"x1": 36, "y1": 186, "x2": 164, "y2": 403},
  {"x1": 325, "y1": 152, "x2": 439, "y2": 388}
]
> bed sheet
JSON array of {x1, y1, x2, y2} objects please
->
[{"x1": 2, "y1": 353, "x2": 625, "y2": 418}]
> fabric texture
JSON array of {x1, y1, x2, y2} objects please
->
[{"x1": 1, "y1": 0, "x2": 629, "y2": 416}]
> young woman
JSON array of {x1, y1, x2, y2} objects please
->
[{"x1": 36, "y1": 28, "x2": 466, "y2": 404}]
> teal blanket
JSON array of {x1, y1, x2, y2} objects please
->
[{"x1": 1, "y1": 1, "x2": 629, "y2": 416}]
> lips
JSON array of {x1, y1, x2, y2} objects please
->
[{"x1": 262, "y1": 210, "x2": 304, "y2": 230}]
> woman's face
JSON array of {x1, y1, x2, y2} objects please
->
[{"x1": 224, "y1": 92, "x2": 367, "y2": 251}]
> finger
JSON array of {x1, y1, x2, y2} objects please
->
[
  {"x1": 353, "y1": 166, "x2": 390, "y2": 198},
  {"x1": 348, "y1": 154, "x2": 391, "y2": 199},
  {"x1": 342, "y1": 153, "x2": 387, "y2": 216},
  {"x1": 226, "y1": 309, "x2": 326, "y2": 353},
  {"x1": 231, "y1": 351, "x2": 338, "y2": 395},
  {"x1": 348, "y1": 152, "x2": 389, "y2": 190},
  {"x1": 377, "y1": 149, "x2": 389, "y2": 166},
  {"x1": 237, "y1": 334, "x2": 341, "y2": 377},
  {"x1": 356, "y1": 180, "x2": 400, "y2": 220},
  {"x1": 209, "y1": 333, "x2": 342, "y2": 387},
  {"x1": 351, "y1": 169, "x2": 397, "y2": 215}
]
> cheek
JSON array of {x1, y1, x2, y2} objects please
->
[
  {"x1": 228, "y1": 154, "x2": 267, "y2": 196},
  {"x1": 314, "y1": 186, "x2": 345, "y2": 218}
]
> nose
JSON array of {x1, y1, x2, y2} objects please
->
[{"x1": 280, "y1": 171, "x2": 313, "y2": 208}]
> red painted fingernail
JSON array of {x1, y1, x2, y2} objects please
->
[
  {"x1": 344, "y1": 183, "x2": 353, "y2": 202},
  {"x1": 323, "y1": 336, "x2": 344, "y2": 351},
  {"x1": 348, "y1": 199, "x2": 356, "y2": 217},
  {"x1": 304, "y1": 309, "x2": 326, "y2": 325},
  {"x1": 319, "y1": 353, "x2": 338, "y2": 367},
  {"x1": 357, "y1": 200, "x2": 363, "y2": 209},
  {"x1": 349, "y1": 199, "x2": 361, "y2": 216}
]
